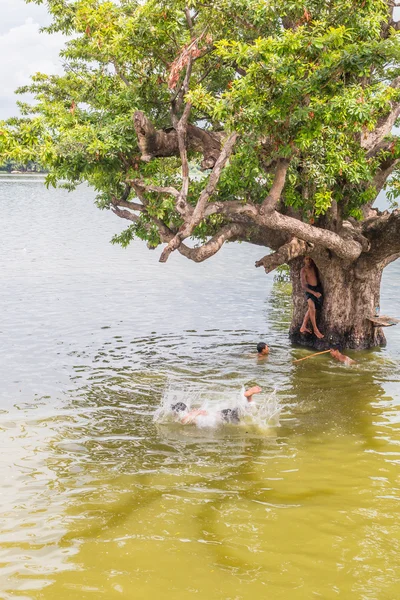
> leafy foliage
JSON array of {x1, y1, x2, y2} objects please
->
[{"x1": 1, "y1": 0, "x2": 400, "y2": 247}]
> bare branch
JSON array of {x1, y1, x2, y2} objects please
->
[
  {"x1": 261, "y1": 211, "x2": 363, "y2": 261},
  {"x1": 111, "y1": 184, "x2": 145, "y2": 212},
  {"x1": 159, "y1": 132, "x2": 238, "y2": 262},
  {"x1": 184, "y1": 6, "x2": 194, "y2": 35},
  {"x1": 372, "y1": 156, "x2": 400, "y2": 197},
  {"x1": 363, "y1": 209, "x2": 400, "y2": 264},
  {"x1": 190, "y1": 132, "x2": 238, "y2": 222},
  {"x1": 255, "y1": 238, "x2": 311, "y2": 273},
  {"x1": 112, "y1": 199, "x2": 145, "y2": 212},
  {"x1": 176, "y1": 224, "x2": 245, "y2": 263},
  {"x1": 112, "y1": 206, "x2": 139, "y2": 222},
  {"x1": 204, "y1": 200, "x2": 258, "y2": 220},
  {"x1": 128, "y1": 179, "x2": 180, "y2": 199},
  {"x1": 259, "y1": 159, "x2": 290, "y2": 214},
  {"x1": 175, "y1": 102, "x2": 192, "y2": 214}
]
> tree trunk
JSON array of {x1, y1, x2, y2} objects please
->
[{"x1": 289, "y1": 254, "x2": 386, "y2": 350}]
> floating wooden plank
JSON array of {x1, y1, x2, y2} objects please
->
[{"x1": 367, "y1": 315, "x2": 399, "y2": 327}]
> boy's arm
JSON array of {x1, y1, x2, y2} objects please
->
[{"x1": 244, "y1": 386, "x2": 262, "y2": 402}]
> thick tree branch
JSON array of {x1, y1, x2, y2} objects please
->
[
  {"x1": 259, "y1": 159, "x2": 290, "y2": 214},
  {"x1": 371, "y1": 155, "x2": 400, "y2": 197},
  {"x1": 255, "y1": 238, "x2": 312, "y2": 273},
  {"x1": 204, "y1": 197, "x2": 364, "y2": 261},
  {"x1": 382, "y1": 252, "x2": 400, "y2": 268},
  {"x1": 133, "y1": 111, "x2": 223, "y2": 170},
  {"x1": 260, "y1": 211, "x2": 363, "y2": 261},
  {"x1": 204, "y1": 200, "x2": 259, "y2": 221},
  {"x1": 177, "y1": 224, "x2": 246, "y2": 262},
  {"x1": 363, "y1": 209, "x2": 400, "y2": 264}
]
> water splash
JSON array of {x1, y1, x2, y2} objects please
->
[{"x1": 154, "y1": 384, "x2": 281, "y2": 430}]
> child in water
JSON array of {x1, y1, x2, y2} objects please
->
[
  {"x1": 257, "y1": 342, "x2": 269, "y2": 358},
  {"x1": 171, "y1": 386, "x2": 262, "y2": 426},
  {"x1": 330, "y1": 348, "x2": 356, "y2": 366}
]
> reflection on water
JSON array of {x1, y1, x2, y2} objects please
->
[{"x1": 0, "y1": 179, "x2": 400, "y2": 599}]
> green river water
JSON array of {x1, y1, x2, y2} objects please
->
[{"x1": 0, "y1": 176, "x2": 399, "y2": 599}]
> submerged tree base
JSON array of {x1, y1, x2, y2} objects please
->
[
  {"x1": 289, "y1": 328, "x2": 386, "y2": 351},
  {"x1": 288, "y1": 255, "x2": 389, "y2": 351}
]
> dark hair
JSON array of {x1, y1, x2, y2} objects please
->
[
  {"x1": 171, "y1": 402, "x2": 187, "y2": 413},
  {"x1": 257, "y1": 342, "x2": 267, "y2": 354},
  {"x1": 221, "y1": 408, "x2": 240, "y2": 424},
  {"x1": 331, "y1": 344, "x2": 342, "y2": 352}
]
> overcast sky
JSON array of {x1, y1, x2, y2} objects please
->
[{"x1": 0, "y1": 0, "x2": 64, "y2": 119}]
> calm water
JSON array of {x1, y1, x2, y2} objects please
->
[{"x1": 0, "y1": 175, "x2": 399, "y2": 600}]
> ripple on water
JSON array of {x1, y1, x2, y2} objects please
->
[{"x1": 0, "y1": 180, "x2": 400, "y2": 599}]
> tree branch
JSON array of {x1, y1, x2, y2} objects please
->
[
  {"x1": 259, "y1": 159, "x2": 290, "y2": 214},
  {"x1": 133, "y1": 111, "x2": 223, "y2": 169},
  {"x1": 176, "y1": 224, "x2": 245, "y2": 262},
  {"x1": 159, "y1": 132, "x2": 238, "y2": 262},
  {"x1": 112, "y1": 60, "x2": 130, "y2": 87},
  {"x1": 255, "y1": 238, "x2": 312, "y2": 273},
  {"x1": 260, "y1": 211, "x2": 363, "y2": 261},
  {"x1": 112, "y1": 198, "x2": 145, "y2": 212},
  {"x1": 112, "y1": 206, "x2": 140, "y2": 222},
  {"x1": 174, "y1": 102, "x2": 192, "y2": 216},
  {"x1": 203, "y1": 195, "x2": 364, "y2": 261},
  {"x1": 371, "y1": 155, "x2": 400, "y2": 197},
  {"x1": 382, "y1": 252, "x2": 400, "y2": 268},
  {"x1": 362, "y1": 77, "x2": 400, "y2": 153},
  {"x1": 204, "y1": 200, "x2": 259, "y2": 221},
  {"x1": 184, "y1": 6, "x2": 194, "y2": 36},
  {"x1": 363, "y1": 209, "x2": 400, "y2": 265},
  {"x1": 127, "y1": 179, "x2": 180, "y2": 199}
]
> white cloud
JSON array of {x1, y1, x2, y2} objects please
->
[
  {"x1": 0, "y1": 2, "x2": 64, "y2": 119},
  {"x1": 0, "y1": 0, "x2": 51, "y2": 34}
]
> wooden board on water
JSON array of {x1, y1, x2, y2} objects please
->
[{"x1": 367, "y1": 315, "x2": 400, "y2": 327}]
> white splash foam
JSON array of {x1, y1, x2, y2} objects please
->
[{"x1": 154, "y1": 384, "x2": 281, "y2": 430}]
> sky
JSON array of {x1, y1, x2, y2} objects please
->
[{"x1": 0, "y1": 0, "x2": 64, "y2": 120}]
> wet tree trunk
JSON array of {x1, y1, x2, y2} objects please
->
[{"x1": 289, "y1": 254, "x2": 386, "y2": 350}]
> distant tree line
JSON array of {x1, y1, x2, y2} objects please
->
[{"x1": 0, "y1": 159, "x2": 46, "y2": 173}]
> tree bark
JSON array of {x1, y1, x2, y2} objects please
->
[
  {"x1": 289, "y1": 254, "x2": 386, "y2": 350},
  {"x1": 133, "y1": 111, "x2": 223, "y2": 169}
]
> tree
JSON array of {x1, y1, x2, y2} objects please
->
[{"x1": 1, "y1": 0, "x2": 400, "y2": 349}]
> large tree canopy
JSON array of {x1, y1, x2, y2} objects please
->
[{"x1": 1, "y1": 0, "x2": 400, "y2": 348}]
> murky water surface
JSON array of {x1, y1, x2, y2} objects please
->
[{"x1": 0, "y1": 175, "x2": 399, "y2": 599}]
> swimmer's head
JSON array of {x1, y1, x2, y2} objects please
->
[
  {"x1": 171, "y1": 402, "x2": 187, "y2": 413},
  {"x1": 330, "y1": 344, "x2": 342, "y2": 356},
  {"x1": 257, "y1": 341, "x2": 269, "y2": 355},
  {"x1": 221, "y1": 408, "x2": 240, "y2": 424},
  {"x1": 331, "y1": 343, "x2": 342, "y2": 351}
]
